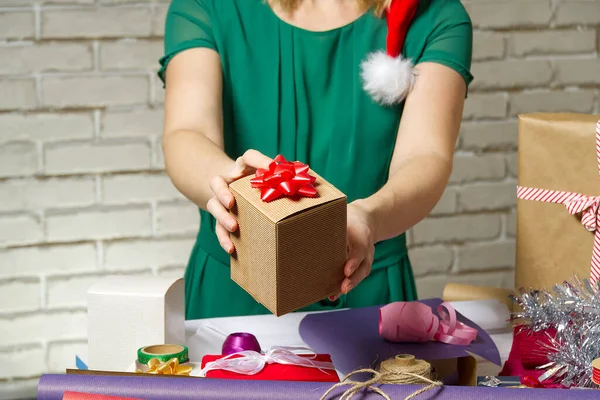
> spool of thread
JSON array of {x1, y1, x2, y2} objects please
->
[
  {"x1": 320, "y1": 354, "x2": 442, "y2": 400},
  {"x1": 592, "y1": 358, "x2": 600, "y2": 385},
  {"x1": 222, "y1": 332, "x2": 262, "y2": 355},
  {"x1": 137, "y1": 344, "x2": 189, "y2": 365}
]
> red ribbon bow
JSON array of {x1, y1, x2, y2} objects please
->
[{"x1": 250, "y1": 155, "x2": 318, "y2": 202}]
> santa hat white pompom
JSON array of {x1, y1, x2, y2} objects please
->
[
  {"x1": 361, "y1": 51, "x2": 416, "y2": 106},
  {"x1": 361, "y1": 0, "x2": 420, "y2": 106}
]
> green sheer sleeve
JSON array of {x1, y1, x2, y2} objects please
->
[
  {"x1": 417, "y1": 0, "x2": 474, "y2": 87},
  {"x1": 158, "y1": 0, "x2": 217, "y2": 84}
]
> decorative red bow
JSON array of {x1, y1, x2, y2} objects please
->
[{"x1": 250, "y1": 155, "x2": 318, "y2": 202}]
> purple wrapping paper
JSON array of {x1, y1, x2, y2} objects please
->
[
  {"x1": 298, "y1": 298, "x2": 502, "y2": 375},
  {"x1": 37, "y1": 374, "x2": 599, "y2": 400}
]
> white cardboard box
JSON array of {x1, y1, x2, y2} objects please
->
[{"x1": 87, "y1": 275, "x2": 185, "y2": 371}]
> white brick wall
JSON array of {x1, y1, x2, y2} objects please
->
[{"x1": 0, "y1": 0, "x2": 598, "y2": 397}]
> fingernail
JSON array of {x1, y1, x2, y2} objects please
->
[
  {"x1": 345, "y1": 284, "x2": 354, "y2": 293},
  {"x1": 227, "y1": 245, "x2": 234, "y2": 254}
]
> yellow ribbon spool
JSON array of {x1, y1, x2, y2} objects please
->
[{"x1": 136, "y1": 357, "x2": 193, "y2": 376}]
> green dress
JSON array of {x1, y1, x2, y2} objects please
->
[{"x1": 159, "y1": 0, "x2": 473, "y2": 320}]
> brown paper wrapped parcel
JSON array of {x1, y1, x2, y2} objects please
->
[
  {"x1": 516, "y1": 113, "x2": 600, "y2": 290},
  {"x1": 229, "y1": 156, "x2": 347, "y2": 316}
]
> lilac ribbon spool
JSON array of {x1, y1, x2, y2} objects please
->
[{"x1": 222, "y1": 332, "x2": 262, "y2": 355}]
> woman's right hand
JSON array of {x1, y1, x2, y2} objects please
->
[{"x1": 207, "y1": 150, "x2": 273, "y2": 254}]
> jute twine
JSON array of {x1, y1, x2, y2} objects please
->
[{"x1": 320, "y1": 354, "x2": 443, "y2": 400}]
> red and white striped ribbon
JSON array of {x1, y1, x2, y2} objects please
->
[{"x1": 516, "y1": 120, "x2": 600, "y2": 285}]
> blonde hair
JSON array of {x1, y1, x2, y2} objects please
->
[{"x1": 270, "y1": 0, "x2": 392, "y2": 17}]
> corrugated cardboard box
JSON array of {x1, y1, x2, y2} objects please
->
[
  {"x1": 229, "y1": 169, "x2": 347, "y2": 316},
  {"x1": 516, "y1": 113, "x2": 600, "y2": 290}
]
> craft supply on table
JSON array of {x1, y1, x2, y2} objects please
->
[
  {"x1": 38, "y1": 374, "x2": 600, "y2": 400},
  {"x1": 320, "y1": 354, "x2": 442, "y2": 400},
  {"x1": 299, "y1": 298, "x2": 500, "y2": 385},
  {"x1": 87, "y1": 276, "x2": 185, "y2": 372},
  {"x1": 379, "y1": 301, "x2": 478, "y2": 345},
  {"x1": 200, "y1": 346, "x2": 339, "y2": 382},
  {"x1": 593, "y1": 359, "x2": 600, "y2": 385},
  {"x1": 62, "y1": 392, "x2": 142, "y2": 400},
  {"x1": 229, "y1": 154, "x2": 347, "y2": 316},
  {"x1": 222, "y1": 332, "x2": 262, "y2": 355}
]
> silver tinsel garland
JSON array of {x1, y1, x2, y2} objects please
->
[{"x1": 510, "y1": 276, "x2": 600, "y2": 388}]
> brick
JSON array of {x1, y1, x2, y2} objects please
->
[
  {"x1": 450, "y1": 154, "x2": 505, "y2": 183},
  {"x1": 430, "y1": 188, "x2": 457, "y2": 216},
  {"x1": 101, "y1": 109, "x2": 163, "y2": 138},
  {"x1": 153, "y1": 74, "x2": 165, "y2": 104},
  {"x1": 0, "y1": 142, "x2": 38, "y2": 178},
  {"x1": 409, "y1": 245, "x2": 454, "y2": 276},
  {"x1": 0, "y1": 44, "x2": 93, "y2": 74},
  {"x1": 47, "y1": 275, "x2": 103, "y2": 308},
  {"x1": 103, "y1": 174, "x2": 182, "y2": 204},
  {"x1": 0, "y1": 346, "x2": 45, "y2": 379},
  {"x1": 0, "y1": 12, "x2": 34, "y2": 39},
  {"x1": 46, "y1": 206, "x2": 152, "y2": 241},
  {"x1": 555, "y1": 59, "x2": 600, "y2": 86},
  {"x1": 506, "y1": 210, "x2": 517, "y2": 238},
  {"x1": 471, "y1": 60, "x2": 552, "y2": 90},
  {"x1": 156, "y1": 201, "x2": 199, "y2": 235},
  {"x1": 463, "y1": 93, "x2": 507, "y2": 120},
  {"x1": 42, "y1": 7, "x2": 152, "y2": 39},
  {"x1": 152, "y1": 4, "x2": 169, "y2": 36},
  {"x1": 555, "y1": 1, "x2": 600, "y2": 26},
  {"x1": 105, "y1": 238, "x2": 195, "y2": 271},
  {"x1": 473, "y1": 32, "x2": 505, "y2": 61},
  {"x1": 457, "y1": 241, "x2": 516, "y2": 271},
  {"x1": 155, "y1": 137, "x2": 165, "y2": 168},
  {"x1": 412, "y1": 214, "x2": 501, "y2": 245},
  {"x1": 458, "y1": 182, "x2": 517, "y2": 212},
  {"x1": 509, "y1": 30, "x2": 596, "y2": 57},
  {"x1": 415, "y1": 270, "x2": 514, "y2": 299},
  {"x1": 509, "y1": 91, "x2": 595, "y2": 116},
  {"x1": 0, "y1": 214, "x2": 42, "y2": 247},
  {"x1": 158, "y1": 266, "x2": 185, "y2": 278},
  {"x1": 506, "y1": 153, "x2": 518, "y2": 177},
  {"x1": 460, "y1": 121, "x2": 518, "y2": 151},
  {"x1": 0, "y1": 243, "x2": 97, "y2": 279},
  {"x1": 0, "y1": 113, "x2": 94, "y2": 144},
  {"x1": 0, "y1": 311, "x2": 86, "y2": 346},
  {"x1": 45, "y1": 141, "x2": 151, "y2": 174},
  {"x1": 0, "y1": 279, "x2": 40, "y2": 312},
  {"x1": 464, "y1": 1, "x2": 552, "y2": 29},
  {"x1": 0, "y1": 79, "x2": 37, "y2": 110},
  {"x1": 48, "y1": 341, "x2": 88, "y2": 373},
  {"x1": 0, "y1": 178, "x2": 95, "y2": 212},
  {"x1": 0, "y1": 380, "x2": 38, "y2": 400},
  {"x1": 101, "y1": 40, "x2": 162, "y2": 70},
  {"x1": 42, "y1": 75, "x2": 148, "y2": 108}
]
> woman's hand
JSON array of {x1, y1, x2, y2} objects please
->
[
  {"x1": 207, "y1": 150, "x2": 272, "y2": 254},
  {"x1": 330, "y1": 202, "x2": 376, "y2": 300}
]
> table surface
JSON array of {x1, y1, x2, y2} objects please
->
[{"x1": 184, "y1": 301, "x2": 514, "y2": 378}]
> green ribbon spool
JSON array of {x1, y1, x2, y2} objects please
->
[{"x1": 137, "y1": 344, "x2": 189, "y2": 365}]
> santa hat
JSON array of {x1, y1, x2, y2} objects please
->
[{"x1": 361, "y1": 0, "x2": 420, "y2": 105}]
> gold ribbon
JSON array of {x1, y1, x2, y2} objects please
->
[{"x1": 136, "y1": 357, "x2": 193, "y2": 376}]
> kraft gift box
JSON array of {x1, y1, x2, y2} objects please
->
[
  {"x1": 87, "y1": 276, "x2": 185, "y2": 372},
  {"x1": 229, "y1": 166, "x2": 347, "y2": 317},
  {"x1": 516, "y1": 113, "x2": 600, "y2": 289}
]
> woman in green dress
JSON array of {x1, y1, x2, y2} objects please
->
[{"x1": 159, "y1": 0, "x2": 473, "y2": 320}]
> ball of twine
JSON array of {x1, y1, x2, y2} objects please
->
[{"x1": 320, "y1": 354, "x2": 443, "y2": 400}]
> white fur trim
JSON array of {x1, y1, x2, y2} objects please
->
[{"x1": 360, "y1": 51, "x2": 416, "y2": 106}]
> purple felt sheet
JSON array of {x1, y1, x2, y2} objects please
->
[
  {"x1": 298, "y1": 298, "x2": 502, "y2": 375},
  {"x1": 37, "y1": 374, "x2": 599, "y2": 400}
]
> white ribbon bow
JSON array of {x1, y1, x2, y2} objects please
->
[{"x1": 199, "y1": 346, "x2": 336, "y2": 377}]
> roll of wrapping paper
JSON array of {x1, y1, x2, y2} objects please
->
[
  {"x1": 137, "y1": 344, "x2": 188, "y2": 365},
  {"x1": 37, "y1": 374, "x2": 600, "y2": 400},
  {"x1": 442, "y1": 283, "x2": 513, "y2": 310},
  {"x1": 593, "y1": 358, "x2": 600, "y2": 385}
]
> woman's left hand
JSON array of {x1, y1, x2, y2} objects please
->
[{"x1": 330, "y1": 202, "x2": 376, "y2": 300}]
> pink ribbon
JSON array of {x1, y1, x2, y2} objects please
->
[
  {"x1": 379, "y1": 302, "x2": 478, "y2": 346},
  {"x1": 516, "y1": 120, "x2": 600, "y2": 285}
]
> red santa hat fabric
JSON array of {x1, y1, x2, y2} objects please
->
[{"x1": 361, "y1": 0, "x2": 420, "y2": 105}]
